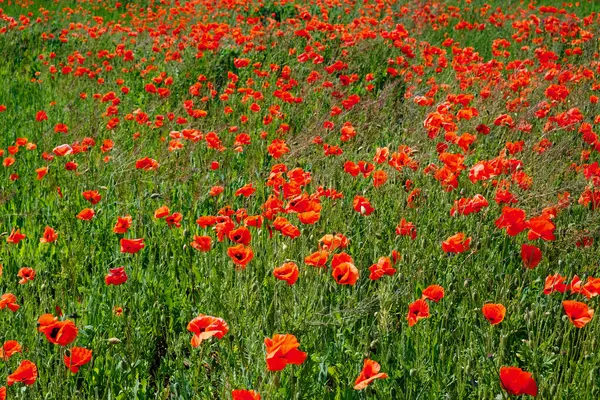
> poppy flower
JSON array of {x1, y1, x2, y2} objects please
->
[
  {"x1": 304, "y1": 250, "x2": 329, "y2": 267},
  {"x1": 6, "y1": 228, "x2": 26, "y2": 244},
  {"x1": 154, "y1": 205, "x2": 170, "y2": 219},
  {"x1": 521, "y1": 244, "x2": 542, "y2": 269},
  {"x1": 407, "y1": 299, "x2": 430, "y2": 327},
  {"x1": 442, "y1": 233, "x2": 471, "y2": 254},
  {"x1": 273, "y1": 262, "x2": 299, "y2": 285},
  {"x1": 482, "y1": 303, "x2": 506, "y2": 325},
  {"x1": 319, "y1": 233, "x2": 348, "y2": 251},
  {"x1": 227, "y1": 244, "x2": 254, "y2": 269},
  {"x1": 35, "y1": 166, "x2": 49, "y2": 180},
  {"x1": 396, "y1": 219, "x2": 417, "y2": 240},
  {"x1": 228, "y1": 226, "x2": 251, "y2": 245},
  {"x1": 0, "y1": 294, "x2": 19, "y2": 312},
  {"x1": 232, "y1": 389, "x2": 260, "y2": 400},
  {"x1": 331, "y1": 252, "x2": 359, "y2": 285},
  {"x1": 17, "y1": 267, "x2": 35, "y2": 284},
  {"x1": 113, "y1": 215, "x2": 132, "y2": 234},
  {"x1": 499, "y1": 366, "x2": 538, "y2": 396},
  {"x1": 353, "y1": 195, "x2": 374, "y2": 216},
  {"x1": 0, "y1": 386, "x2": 4, "y2": 400},
  {"x1": 7, "y1": 360, "x2": 37, "y2": 386},
  {"x1": 165, "y1": 212, "x2": 183, "y2": 228},
  {"x1": 543, "y1": 273, "x2": 568, "y2": 295},
  {"x1": 76, "y1": 208, "x2": 95, "y2": 221},
  {"x1": 39, "y1": 319, "x2": 78, "y2": 346},
  {"x1": 120, "y1": 238, "x2": 145, "y2": 253},
  {"x1": 368, "y1": 257, "x2": 396, "y2": 280},
  {"x1": 0, "y1": 340, "x2": 22, "y2": 360},
  {"x1": 40, "y1": 226, "x2": 58, "y2": 243},
  {"x1": 82, "y1": 190, "x2": 101, "y2": 205},
  {"x1": 526, "y1": 216, "x2": 556, "y2": 241},
  {"x1": 135, "y1": 157, "x2": 159, "y2": 170},
  {"x1": 190, "y1": 235, "x2": 212, "y2": 252},
  {"x1": 495, "y1": 207, "x2": 527, "y2": 236},
  {"x1": 421, "y1": 285, "x2": 445, "y2": 302},
  {"x1": 235, "y1": 183, "x2": 256, "y2": 197},
  {"x1": 264, "y1": 333, "x2": 307, "y2": 371},
  {"x1": 63, "y1": 347, "x2": 93, "y2": 373},
  {"x1": 562, "y1": 300, "x2": 594, "y2": 328},
  {"x1": 105, "y1": 267, "x2": 128, "y2": 285},
  {"x1": 353, "y1": 359, "x2": 388, "y2": 390},
  {"x1": 187, "y1": 315, "x2": 229, "y2": 347}
]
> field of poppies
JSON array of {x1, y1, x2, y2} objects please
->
[{"x1": 0, "y1": 0, "x2": 600, "y2": 398}]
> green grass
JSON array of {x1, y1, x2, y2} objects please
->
[{"x1": 0, "y1": 0, "x2": 600, "y2": 398}]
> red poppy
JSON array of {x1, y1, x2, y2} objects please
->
[
  {"x1": 407, "y1": 299, "x2": 430, "y2": 327},
  {"x1": 0, "y1": 340, "x2": 22, "y2": 360},
  {"x1": 526, "y1": 216, "x2": 556, "y2": 241},
  {"x1": 499, "y1": 366, "x2": 538, "y2": 397},
  {"x1": 228, "y1": 226, "x2": 252, "y2": 245},
  {"x1": 165, "y1": 212, "x2": 183, "y2": 228},
  {"x1": 190, "y1": 235, "x2": 212, "y2": 252},
  {"x1": 353, "y1": 195, "x2": 374, "y2": 216},
  {"x1": 353, "y1": 359, "x2": 388, "y2": 390},
  {"x1": 113, "y1": 215, "x2": 132, "y2": 234},
  {"x1": 396, "y1": 218, "x2": 417, "y2": 240},
  {"x1": 0, "y1": 386, "x2": 4, "y2": 400},
  {"x1": 331, "y1": 252, "x2": 359, "y2": 285},
  {"x1": 227, "y1": 244, "x2": 254, "y2": 269},
  {"x1": 187, "y1": 315, "x2": 229, "y2": 347},
  {"x1": 7, "y1": 360, "x2": 37, "y2": 386},
  {"x1": 40, "y1": 226, "x2": 58, "y2": 243},
  {"x1": 273, "y1": 262, "x2": 299, "y2": 285},
  {"x1": 82, "y1": 190, "x2": 102, "y2": 205},
  {"x1": 17, "y1": 267, "x2": 35, "y2": 284},
  {"x1": 232, "y1": 389, "x2": 260, "y2": 400},
  {"x1": 0, "y1": 294, "x2": 19, "y2": 312},
  {"x1": 521, "y1": 244, "x2": 542, "y2": 269},
  {"x1": 105, "y1": 267, "x2": 128, "y2": 285},
  {"x1": 120, "y1": 238, "x2": 145, "y2": 253},
  {"x1": 6, "y1": 228, "x2": 26, "y2": 244},
  {"x1": 135, "y1": 157, "x2": 159, "y2": 170},
  {"x1": 482, "y1": 303, "x2": 506, "y2": 325},
  {"x1": 235, "y1": 183, "x2": 256, "y2": 197},
  {"x1": 264, "y1": 333, "x2": 307, "y2": 371},
  {"x1": 563, "y1": 300, "x2": 594, "y2": 328},
  {"x1": 64, "y1": 347, "x2": 93, "y2": 373},
  {"x1": 39, "y1": 319, "x2": 78, "y2": 346},
  {"x1": 368, "y1": 257, "x2": 396, "y2": 280},
  {"x1": 421, "y1": 285, "x2": 445, "y2": 302},
  {"x1": 35, "y1": 166, "x2": 48, "y2": 180},
  {"x1": 442, "y1": 233, "x2": 471, "y2": 254},
  {"x1": 495, "y1": 207, "x2": 527, "y2": 236},
  {"x1": 76, "y1": 208, "x2": 95, "y2": 221},
  {"x1": 543, "y1": 273, "x2": 568, "y2": 295}
]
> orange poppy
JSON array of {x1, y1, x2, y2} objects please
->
[
  {"x1": 353, "y1": 359, "x2": 388, "y2": 390},
  {"x1": 331, "y1": 252, "x2": 359, "y2": 285},
  {"x1": 187, "y1": 315, "x2": 229, "y2": 347},
  {"x1": 407, "y1": 299, "x2": 430, "y2": 327},
  {"x1": 562, "y1": 300, "x2": 594, "y2": 328},
  {"x1": 64, "y1": 347, "x2": 93, "y2": 373},
  {"x1": 499, "y1": 366, "x2": 537, "y2": 397},
  {"x1": 353, "y1": 195, "x2": 374, "y2": 216},
  {"x1": 154, "y1": 205, "x2": 170, "y2": 219},
  {"x1": 120, "y1": 238, "x2": 145, "y2": 253},
  {"x1": 82, "y1": 190, "x2": 101, "y2": 205},
  {"x1": 264, "y1": 334, "x2": 307, "y2": 371},
  {"x1": 304, "y1": 250, "x2": 329, "y2": 267},
  {"x1": 7, "y1": 360, "x2": 37, "y2": 386},
  {"x1": 544, "y1": 273, "x2": 568, "y2": 295},
  {"x1": 6, "y1": 228, "x2": 26, "y2": 244},
  {"x1": 273, "y1": 262, "x2": 299, "y2": 285},
  {"x1": 482, "y1": 303, "x2": 506, "y2": 325}
]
